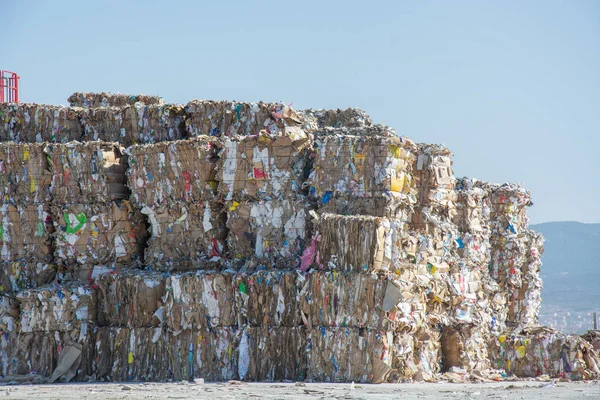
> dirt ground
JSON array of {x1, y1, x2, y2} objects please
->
[{"x1": 1, "y1": 381, "x2": 599, "y2": 400}]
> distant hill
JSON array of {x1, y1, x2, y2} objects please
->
[{"x1": 530, "y1": 221, "x2": 600, "y2": 333}]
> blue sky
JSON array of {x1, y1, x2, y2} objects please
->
[{"x1": 3, "y1": 0, "x2": 599, "y2": 223}]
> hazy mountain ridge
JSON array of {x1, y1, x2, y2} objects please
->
[{"x1": 531, "y1": 221, "x2": 600, "y2": 333}]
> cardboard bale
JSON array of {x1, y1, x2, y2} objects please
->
[
  {"x1": 45, "y1": 142, "x2": 129, "y2": 203},
  {"x1": 454, "y1": 178, "x2": 492, "y2": 234},
  {"x1": 238, "y1": 326, "x2": 307, "y2": 381},
  {"x1": 184, "y1": 101, "x2": 303, "y2": 138},
  {"x1": 317, "y1": 194, "x2": 414, "y2": 220},
  {"x1": 164, "y1": 271, "x2": 236, "y2": 332},
  {"x1": 0, "y1": 143, "x2": 51, "y2": 203},
  {"x1": 411, "y1": 326, "x2": 443, "y2": 381},
  {"x1": 94, "y1": 327, "x2": 169, "y2": 381},
  {"x1": 309, "y1": 213, "x2": 407, "y2": 273},
  {"x1": 79, "y1": 106, "x2": 137, "y2": 144},
  {"x1": 226, "y1": 200, "x2": 311, "y2": 264},
  {"x1": 306, "y1": 327, "x2": 394, "y2": 383},
  {"x1": 0, "y1": 293, "x2": 19, "y2": 333},
  {"x1": 234, "y1": 270, "x2": 301, "y2": 327},
  {"x1": 216, "y1": 132, "x2": 311, "y2": 201},
  {"x1": 299, "y1": 108, "x2": 373, "y2": 130},
  {"x1": 412, "y1": 144, "x2": 456, "y2": 232},
  {"x1": 441, "y1": 325, "x2": 490, "y2": 372},
  {"x1": 127, "y1": 137, "x2": 219, "y2": 207},
  {"x1": 0, "y1": 203, "x2": 53, "y2": 262},
  {"x1": 96, "y1": 269, "x2": 165, "y2": 328},
  {"x1": 0, "y1": 260, "x2": 56, "y2": 294},
  {"x1": 68, "y1": 92, "x2": 164, "y2": 108},
  {"x1": 308, "y1": 135, "x2": 418, "y2": 205},
  {"x1": 490, "y1": 230, "x2": 543, "y2": 328},
  {"x1": 0, "y1": 103, "x2": 82, "y2": 143},
  {"x1": 16, "y1": 283, "x2": 96, "y2": 332},
  {"x1": 582, "y1": 331, "x2": 600, "y2": 353},
  {"x1": 130, "y1": 103, "x2": 186, "y2": 144},
  {"x1": 0, "y1": 328, "x2": 95, "y2": 381},
  {"x1": 168, "y1": 328, "x2": 239, "y2": 381},
  {"x1": 390, "y1": 331, "x2": 417, "y2": 381},
  {"x1": 53, "y1": 201, "x2": 142, "y2": 268},
  {"x1": 142, "y1": 202, "x2": 227, "y2": 271},
  {"x1": 298, "y1": 271, "x2": 389, "y2": 329},
  {"x1": 491, "y1": 326, "x2": 600, "y2": 380},
  {"x1": 489, "y1": 183, "x2": 533, "y2": 234}
]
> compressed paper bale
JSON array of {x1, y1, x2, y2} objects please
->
[
  {"x1": 299, "y1": 108, "x2": 373, "y2": 130},
  {"x1": 0, "y1": 143, "x2": 51, "y2": 203},
  {"x1": 453, "y1": 178, "x2": 492, "y2": 234},
  {"x1": 16, "y1": 283, "x2": 97, "y2": 332},
  {"x1": 0, "y1": 328, "x2": 95, "y2": 381},
  {"x1": 441, "y1": 325, "x2": 491, "y2": 373},
  {"x1": 582, "y1": 331, "x2": 600, "y2": 353},
  {"x1": 234, "y1": 270, "x2": 301, "y2": 327},
  {"x1": 53, "y1": 201, "x2": 143, "y2": 267},
  {"x1": 317, "y1": 195, "x2": 414, "y2": 220},
  {"x1": 45, "y1": 141, "x2": 129, "y2": 203},
  {"x1": 68, "y1": 92, "x2": 164, "y2": 108},
  {"x1": 445, "y1": 264, "x2": 493, "y2": 326},
  {"x1": 489, "y1": 230, "x2": 543, "y2": 328},
  {"x1": 411, "y1": 145, "x2": 457, "y2": 232},
  {"x1": 226, "y1": 200, "x2": 311, "y2": 263},
  {"x1": 142, "y1": 202, "x2": 227, "y2": 271},
  {"x1": 164, "y1": 271, "x2": 236, "y2": 332},
  {"x1": 168, "y1": 328, "x2": 240, "y2": 381},
  {"x1": 489, "y1": 184, "x2": 533, "y2": 234},
  {"x1": 238, "y1": 326, "x2": 307, "y2": 381},
  {"x1": 407, "y1": 327, "x2": 443, "y2": 382},
  {"x1": 96, "y1": 270, "x2": 165, "y2": 328},
  {"x1": 216, "y1": 132, "x2": 311, "y2": 201},
  {"x1": 306, "y1": 327, "x2": 394, "y2": 383},
  {"x1": 308, "y1": 135, "x2": 418, "y2": 204},
  {"x1": 127, "y1": 137, "x2": 219, "y2": 207},
  {"x1": 298, "y1": 271, "x2": 389, "y2": 329},
  {"x1": 94, "y1": 327, "x2": 169, "y2": 382},
  {"x1": 491, "y1": 326, "x2": 600, "y2": 380},
  {"x1": 0, "y1": 293, "x2": 19, "y2": 333},
  {"x1": 129, "y1": 103, "x2": 186, "y2": 143},
  {"x1": 79, "y1": 106, "x2": 130, "y2": 143},
  {"x1": 310, "y1": 213, "x2": 408, "y2": 273},
  {"x1": 184, "y1": 101, "x2": 303, "y2": 138},
  {"x1": 0, "y1": 103, "x2": 82, "y2": 143},
  {"x1": 0, "y1": 260, "x2": 56, "y2": 294},
  {"x1": 0, "y1": 203, "x2": 53, "y2": 262}
]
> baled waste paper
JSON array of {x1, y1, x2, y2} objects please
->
[
  {"x1": 96, "y1": 269, "x2": 165, "y2": 328},
  {"x1": 16, "y1": 283, "x2": 96, "y2": 332},
  {"x1": 68, "y1": 92, "x2": 164, "y2": 108},
  {"x1": 1, "y1": 94, "x2": 597, "y2": 384},
  {"x1": 142, "y1": 202, "x2": 227, "y2": 271},
  {"x1": 215, "y1": 132, "x2": 311, "y2": 201},
  {"x1": 0, "y1": 104, "x2": 82, "y2": 143},
  {"x1": 184, "y1": 101, "x2": 303, "y2": 138},
  {"x1": 225, "y1": 199, "x2": 311, "y2": 264},
  {"x1": 127, "y1": 137, "x2": 219, "y2": 206},
  {"x1": 490, "y1": 326, "x2": 600, "y2": 380}
]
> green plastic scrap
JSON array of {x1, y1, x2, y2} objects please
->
[
  {"x1": 65, "y1": 212, "x2": 88, "y2": 234},
  {"x1": 239, "y1": 282, "x2": 247, "y2": 294}
]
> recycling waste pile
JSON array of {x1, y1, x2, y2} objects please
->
[{"x1": 0, "y1": 92, "x2": 599, "y2": 384}]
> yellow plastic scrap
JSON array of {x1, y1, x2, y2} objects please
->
[
  {"x1": 516, "y1": 345, "x2": 526, "y2": 358},
  {"x1": 229, "y1": 201, "x2": 240, "y2": 211}
]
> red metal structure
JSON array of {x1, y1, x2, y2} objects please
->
[{"x1": 0, "y1": 70, "x2": 20, "y2": 102}]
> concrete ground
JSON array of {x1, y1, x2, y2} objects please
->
[{"x1": 1, "y1": 381, "x2": 599, "y2": 400}]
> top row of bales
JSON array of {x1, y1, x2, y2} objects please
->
[{"x1": 1, "y1": 92, "x2": 383, "y2": 146}]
